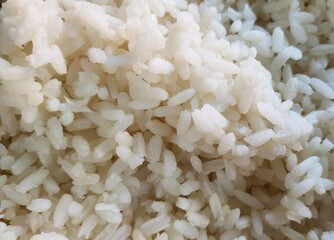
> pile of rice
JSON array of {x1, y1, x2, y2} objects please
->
[{"x1": 1, "y1": 0, "x2": 334, "y2": 239}]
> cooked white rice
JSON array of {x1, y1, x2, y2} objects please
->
[{"x1": 1, "y1": 0, "x2": 334, "y2": 239}]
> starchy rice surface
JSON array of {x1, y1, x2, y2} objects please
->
[{"x1": 1, "y1": 0, "x2": 334, "y2": 239}]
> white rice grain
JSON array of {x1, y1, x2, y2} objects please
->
[
  {"x1": 27, "y1": 198, "x2": 52, "y2": 213},
  {"x1": 53, "y1": 194, "x2": 73, "y2": 229},
  {"x1": 280, "y1": 226, "x2": 305, "y2": 240},
  {"x1": 234, "y1": 190, "x2": 264, "y2": 209},
  {"x1": 180, "y1": 180, "x2": 200, "y2": 196},
  {"x1": 272, "y1": 27, "x2": 285, "y2": 53},
  {"x1": 68, "y1": 201, "x2": 84, "y2": 218},
  {"x1": 30, "y1": 232, "x2": 69, "y2": 240},
  {"x1": 167, "y1": 88, "x2": 196, "y2": 107},
  {"x1": 10, "y1": 153, "x2": 36, "y2": 176},
  {"x1": 173, "y1": 220, "x2": 199, "y2": 239},
  {"x1": 201, "y1": 104, "x2": 228, "y2": 128},
  {"x1": 241, "y1": 30, "x2": 266, "y2": 42},
  {"x1": 288, "y1": 178, "x2": 316, "y2": 198},
  {"x1": 147, "y1": 135, "x2": 163, "y2": 163},
  {"x1": 190, "y1": 156, "x2": 203, "y2": 174},
  {"x1": 148, "y1": 57, "x2": 175, "y2": 75},
  {"x1": 140, "y1": 215, "x2": 171, "y2": 236},
  {"x1": 72, "y1": 135, "x2": 91, "y2": 157},
  {"x1": 186, "y1": 212, "x2": 210, "y2": 228},
  {"x1": 309, "y1": 44, "x2": 334, "y2": 56},
  {"x1": 244, "y1": 129, "x2": 274, "y2": 147},
  {"x1": 15, "y1": 167, "x2": 49, "y2": 193},
  {"x1": 110, "y1": 224, "x2": 132, "y2": 240},
  {"x1": 2, "y1": 184, "x2": 32, "y2": 206},
  {"x1": 310, "y1": 78, "x2": 334, "y2": 99},
  {"x1": 163, "y1": 150, "x2": 177, "y2": 177},
  {"x1": 78, "y1": 214, "x2": 98, "y2": 238},
  {"x1": 176, "y1": 110, "x2": 192, "y2": 136},
  {"x1": 87, "y1": 47, "x2": 107, "y2": 64},
  {"x1": 251, "y1": 208, "x2": 263, "y2": 235},
  {"x1": 95, "y1": 203, "x2": 122, "y2": 224}
]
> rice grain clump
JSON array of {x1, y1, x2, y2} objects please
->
[{"x1": 1, "y1": 0, "x2": 334, "y2": 239}]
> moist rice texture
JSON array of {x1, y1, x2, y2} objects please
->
[{"x1": 1, "y1": 0, "x2": 334, "y2": 239}]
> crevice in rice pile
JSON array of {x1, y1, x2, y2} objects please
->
[{"x1": 0, "y1": 0, "x2": 334, "y2": 239}]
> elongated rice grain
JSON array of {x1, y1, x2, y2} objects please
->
[
  {"x1": 173, "y1": 220, "x2": 199, "y2": 239},
  {"x1": 234, "y1": 190, "x2": 265, "y2": 209},
  {"x1": 310, "y1": 78, "x2": 334, "y2": 99},
  {"x1": 140, "y1": 215, "x2": 171, "y2": 236}
]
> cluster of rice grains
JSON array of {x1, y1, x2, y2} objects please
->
[{"x1": 0, "y1": 0, "x2": 334, "y2": 239}]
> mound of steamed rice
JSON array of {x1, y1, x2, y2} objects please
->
[{"x1": 1, "y1": 0, "x2": 334, "y2": 239}]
